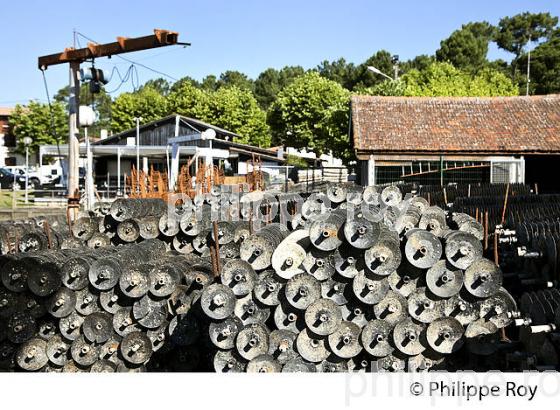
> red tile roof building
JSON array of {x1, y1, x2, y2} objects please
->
[
  {"x1": 350, "y1": 95, "x2": 560, "y2": 186},
  {"x1": 351, "y1": 94, "x2": 560, "y2": 158}
]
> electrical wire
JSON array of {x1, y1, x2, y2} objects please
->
[
  {"x1": 132, "y1": 65, "x2": 140, "y2": 91},
  {"x1": 37, "y1": 29, "x2": 181, "y2": 157},
  {"x1": 105, "y1": 65, "x2": 135, "y2": 94},
  {"x1": 76, "y1": 31, "x2": 179, "y2": 82}
]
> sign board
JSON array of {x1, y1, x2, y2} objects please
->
[
  {"x1": 168, "y1": 133, "x2": 202, "y2": 145},
  {"x1": 168, "y1": 129, "x2": 216, "y2": 145}
]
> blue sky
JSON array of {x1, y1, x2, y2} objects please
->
[{"x1": 0, "y1": 0, "x2": 558, "y2": 106}]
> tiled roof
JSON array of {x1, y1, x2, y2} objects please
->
[{"x1": 351, "y1": 95, "x2": 560, "y2": 156}]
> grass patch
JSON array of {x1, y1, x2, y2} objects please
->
[{"x1": 0, "y1": 190, "x2": 32, "y2": 208}]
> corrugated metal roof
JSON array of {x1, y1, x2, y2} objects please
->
[{"x1": 95, "y1": 114, "x2": 240, "y2": 145}]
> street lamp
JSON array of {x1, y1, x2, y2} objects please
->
[
  {"x1": 133, "y1": 117, "x2": 142, "y2": 191},
  {"x1": 22, "y1": 136, "x2": 33, "y2": 204},
  {"x1": 367, "y1": 66, "x2": 394, "y2": 81}
]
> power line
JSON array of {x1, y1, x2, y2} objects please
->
[
  {"x1": 106, "y1": 65, "x2": 135, "y2": 94},
  {"x1": 76, "y1": 31, "x2": 179, "y2": 82}
]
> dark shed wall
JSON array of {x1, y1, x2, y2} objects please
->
[{"x1": 525, "y1": 155, "x2": 560, "y2": 193}]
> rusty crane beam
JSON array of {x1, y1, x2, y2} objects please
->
[
  {"x1": 38, "y1": 29, "x2": 186, "y2": 69},
  {"x1": 36, "y1": 28, "x2": 187, "y2": 220}
]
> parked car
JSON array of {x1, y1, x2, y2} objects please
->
[
  {"x1": 4, "y1": 165, "x2": 62, "y2": 188},
  {"x1": 4, "y1": 166, "x2": 41, "y2": 189},
  {"x1": 0, "y1": 168, "x2": 26, "y2": 190}
]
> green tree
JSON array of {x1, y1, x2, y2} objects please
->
[
  {"x1": 353, "y1": 50, "x2": 395, "y2": 90},
  {"x1": 168, "y1": 81, "x2": 210, "y2": 119},
  {"x1": 268, "y1": 72, "x2": 351, "y2": 161},
  {"x1": 217, "y1": 71, "x2": 254, "y2": 91},
  {"x1": 496, "y1": 12, "x2": 558, "y2": 58},
  {"x1": 436, "y1": 22, "x2": 496, "y2": 71},
  {"x1": 254, "y1": 66, "x2": 305, "y2": 109},
  {"x1": 139, "y1": 78, "x2": 171, "y2": 95},
  {"x1": 401, "y1": 62, "x2": 518, "y2": 96},
  {"x1": 169, "y1": 76, "x2": 201, "y2": 93},
  {"x1": 359, "y1": 79, "x2": 406, "y2": 96},
  {"x1": 316, "y1": 58, "x2": 357, "y2": 89},
  {"x1": 469, "y1": 67, "x2": 521, "y2": 96},
  {"x1": 111, "y1": 87, "x2": 169, "y2": 132},
  {"x1": 206, "y1": 87, "x2": 270, "y2": 147},
  {"x1": 485, "y1": 59, "x2": 510, "y2": 75},
  {"x1": 401, "y1": 55, "x2": 435, "y2": 72},
  {"x1": 496, "y1": 12, "x2": 558, "y2": 78},
  {"x1": 9, "y1": 101, "x2": 68, "y2": 154},
  {"x1": 200, "y1": 75, "x2": 218, "y2": 91},
  {"x1": 168, "y1": 82, "x2": 270, "y2": 146},
  {"x1": 518, "y1": 28, "x2": 560, "y2": 94}
]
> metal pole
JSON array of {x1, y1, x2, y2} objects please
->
[
  {"x1": 117, "y1": 148, "x2": 121, "y2": 196},
  {"x1": 85, "y1": 127, "x2": 95, "y2": 210},
  {"x1": 135, "y1": 117, "x2": 141, "y2": 191},
  {"x1": 208, "y1": 138, "x2": 214, "y2": 187},
  {"x1": 68, "y1": 62, "x2": 81, "y2": 209},
  {"x1": 439, "y1": 155, "x2": 444, "y2": 186},
  {"x1": 165, "y1": 145, "x2": 170, "y2": 178},
  {"x1": 25, "y1": 145, "x2": 29, "y2": 204},
  {"x1": 526, "y1": 48, "x2": 531, "y2": 96}
]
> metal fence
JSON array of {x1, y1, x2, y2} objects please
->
[{"x1": 373, "y1": 158, "x2": 525, "y2": 186}]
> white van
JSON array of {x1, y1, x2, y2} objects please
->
[{"x1": 4, "y1": 165, "x2": 62, "y2": 188}]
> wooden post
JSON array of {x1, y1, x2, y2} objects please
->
[
  {"x1": 43, "y1": 221, "x2": 53, "y2": 249},
  {"x1": 443, "y1": 187, "x2": 447, "y2": 205},
  {"x1": 501, "y1": 183, "x2": 510, "y2": 226},
  {"x1": 211, "y1": 221, "x2": 221, "y2": 277},
  {"x1": 484, "y1": 211, "x2": 489, "y2": 251},
  {"x1": 493, "y1": 231, "x2": 499, "y2": 266},
  {"x1": 249, "y1": 208, "x2": 254, "y2": 235}
]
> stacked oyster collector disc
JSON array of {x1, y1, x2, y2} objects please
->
[{"x1": 201, "y1": 185, "x2": 513, "y2": 372}]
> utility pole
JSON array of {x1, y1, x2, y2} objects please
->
[
  {"x1": 84, "y1": 127, "x2": 95, "y2": 210},
  {"x1": 68, "y1": 61, "x2": 80, "y2": 205},
  {"x1": 526, "y1": 48, "x2": 531, "y2": 96},
  {"x1": 134, "y1": 117, "x2": 142, "y2": 190},
  {"x1": 38, "y1": 29, "x2": 187, "y2": 219},
  {"x1": 23, "y1": 136, "x2": 32, "y2": 204}
]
